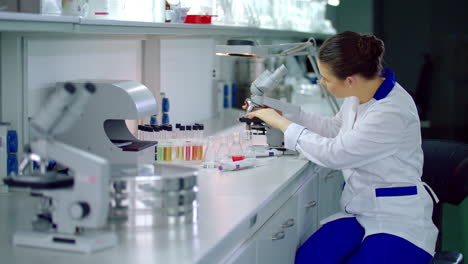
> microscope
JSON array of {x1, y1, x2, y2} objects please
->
[
  {"x1": 4, "y1": 82, "x2": 117, "y2": 253},
  {"x1": 240, "y1": 64, "x2": 301, "y2": 150}
]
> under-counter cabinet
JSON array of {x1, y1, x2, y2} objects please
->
[
  {"x1": 296, "y1": 165, "x2": 320, "y2": 246},
  {"x1": 318, "y1": 168, "x2": 345, "y2": 222},
  {"x1": 225, "y1": 164, "x2": 327, "y2": 264},
  {"x1": 256, "y1": 195, "x2": 299, "y2": 264}
]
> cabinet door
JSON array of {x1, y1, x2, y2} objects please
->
[
  {"x1": 256, "y1": 195, "x2": 299, "y2": 264},
  {"x1": 296, "y1": 166, "x2": 319, "y2": 246},
  {"x1": 318, "y1": 169, "x2": 344, "y2": 222},
  {"x1": 225, "y1": 239, "x2": 257, "y2": 264}
]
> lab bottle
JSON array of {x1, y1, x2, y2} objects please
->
[
  {"x1": 150, "y1": 114, "x2": 158, "y2": 125},
  {"x1": 161, "y1": 92, "x2": 170, "y2": 124},
  {"x1": 230, "y1": 132, "x2": 244, "y2": 161},
  {"x1": 165, "y1": 0, "x2": 172, "y2": 22}
]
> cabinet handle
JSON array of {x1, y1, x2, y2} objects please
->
[
  {"x1": 305, "y1": 200, "x2": 317, "y2": 208},
  {"x1": 325, "y1": 172, "x2": 335, "y2": 180},
  {"x1": 271, "y1": 230, "x2": 285, "y2": 241},
  {"x1": 281, "y1": 218, "x2": 295, "y2": 228}
]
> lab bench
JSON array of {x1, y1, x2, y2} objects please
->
[
  {"x1": 0, "y1": 12, "x2": 342, "y2": 264},
  {"x1": 0, "y1": 156, "x2": 343, "y2": 264}
]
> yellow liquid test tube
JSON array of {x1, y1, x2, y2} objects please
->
[
  {"x1": 166, "y1": 145, "x2": 172, "y2": 161},
  {"x1": 197, "y1": 145, "x2": 203, "y2": 160}
]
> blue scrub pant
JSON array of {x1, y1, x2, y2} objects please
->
[{"x1": 295, "y1": 217, "x2": 432, "y2": 264}]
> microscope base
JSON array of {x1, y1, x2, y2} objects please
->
[{"x1": 13, "y1": 230, "x2": 117, "y2": 254}]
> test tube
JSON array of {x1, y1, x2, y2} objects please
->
[
  {"x1": 199, "y1": 124, "x2": 205, "y2": 138},
  {"x1": 179, "y1": 126, "x2": 186, "y2": 160},
  {"x1": 151, "y1": 125, "x2": 159, "y2": 141},
  {"x1": 137, "y1": 125, "x2": 145, "y2": 140},
  {"x1": 158, "y1": 142, "x2": 165, "y2": 161},
  {"x1": 198, "y1": 125, "x2": 205, "y2": 160},
  {"x1": 186, "y1": 125, "x2": 193, "y2": 139},
  {"x1": 165, "y1": 141, "x2": 172, "y2": 162},
  {"x1": 145, "y1": 125, "x2": 154, "y2": 141},
  {"x1": 192, "y1": 126, "x2": 198, "y2": 160},
  {"x1": 185, "y1": 140, "x2": 192, "y2": 161}
]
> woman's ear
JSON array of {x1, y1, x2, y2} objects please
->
[{"x1": 345, "y1": 76, "x2": 356, "y2": 88}]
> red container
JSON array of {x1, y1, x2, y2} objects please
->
[{"x1": 184, "y1": 15, "x2": 216, "y2": 24}]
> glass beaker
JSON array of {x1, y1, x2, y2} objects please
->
[
  {"x1": 202, "y1": 136, "x2": 217, "y2": 168},
  {"x1": 215, "y1": 136, "x2": 231, "y2": 163}
]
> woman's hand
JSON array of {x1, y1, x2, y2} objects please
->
[{"x1": 246, "y1": 108, "x2": 292, "y2": 133}]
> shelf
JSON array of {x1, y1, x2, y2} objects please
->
[{"x1": 0, "y1": 11, "x2": 332, "y2": 39}]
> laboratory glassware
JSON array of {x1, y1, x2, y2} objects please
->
[
  {"x1": 203, "y1": 136, "x2": 217, "y2": 168},
  {"x1": 230, "y1": 132, "x2": 244, "y2": 161}
]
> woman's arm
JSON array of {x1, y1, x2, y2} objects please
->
[
  {"x1": 285, "y1": 107, "x2": 407, "y2": 170},
  {"x1": 296, "y1": 110, "x2": 343, "y2": 138}
]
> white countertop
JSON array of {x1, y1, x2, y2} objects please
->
[
  {"x1": 0, "y1": 156, "x2": 310, "y2": 264},
  {"x1": 0, "y1": 109, "x2": 313, "y2": 263},
  {"x1": 0, "y1": 99, "x2": 336, "y2": 264}
]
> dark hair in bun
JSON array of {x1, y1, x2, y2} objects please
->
[{"x1": 318, "y1": 31, "x2": 385, "y2": 80}]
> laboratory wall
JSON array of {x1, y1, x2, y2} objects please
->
[
  {"x1": 26, "y1": 38, "x2": 143, "y2": 116},
  {"x1": 24, "y1": 36, "x2": 219, "y2": 134},
  {"x1": 160, "y1": 38, "x2": 215, "y2": 124}
]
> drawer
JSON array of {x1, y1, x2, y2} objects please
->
[
  {"x1": 225, "y1": 238, "x2": 257, "y2": 264},
  {"x1": 296, "y1": 168, "x2": 319, "y2": 245},
  {"x1": 318, "y1": 169, "x2": 344, "y2": 221},
  {"x1": 256, "y1": 195, "x2": 299, "y2": 264}
]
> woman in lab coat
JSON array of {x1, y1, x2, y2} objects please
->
[{"x1": 247, "y1": 31, "x2": 438, "y2": 264}]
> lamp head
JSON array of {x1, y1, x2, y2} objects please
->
[{"x1": 215, "y1": 39, "x2": 266, "y2": 57}]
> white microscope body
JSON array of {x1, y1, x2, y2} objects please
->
[
  {"x1": 243, "y1": 64, "x2": 301, "y2": 149},
  {"x1": 5, "y1": 83, "x2": 117, "y2": 253}
]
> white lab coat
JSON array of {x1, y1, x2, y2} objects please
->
[{"x1": 284, "y1": 82, "x2": 438, "y2": 255}]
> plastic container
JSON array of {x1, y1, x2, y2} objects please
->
[
  {"x1": 184, "y1": 15, "x2": 216, "y2": 24},
  {"x1": 109, "y1": 164, "x2": 198, "y2": 222}
]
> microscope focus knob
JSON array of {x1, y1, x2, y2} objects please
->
[{"x1": 69, "y1": 202, "x2": 91, "y2": 220}]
